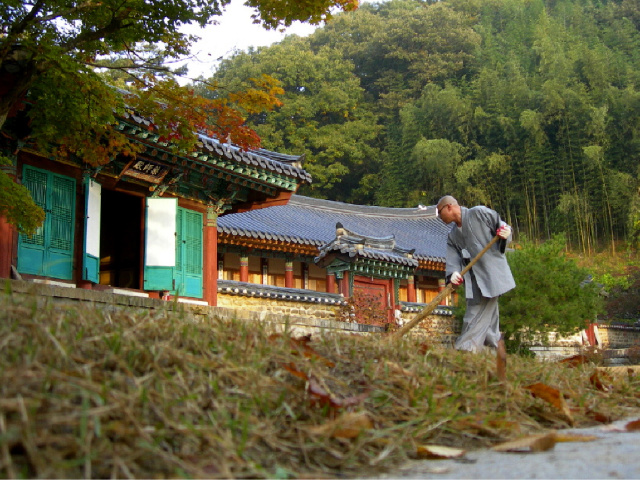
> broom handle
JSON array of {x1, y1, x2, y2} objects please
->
[{"x1": 393, "y1": 235, "x2": 500, "y2": 338}]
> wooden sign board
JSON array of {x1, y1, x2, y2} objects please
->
[{"x1": 122, "y1": 159, "x2": 170, "y2": 184}]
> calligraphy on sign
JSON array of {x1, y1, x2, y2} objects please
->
[{"x1": 122, "y1": 159, "x2": 170, "y2": 184}]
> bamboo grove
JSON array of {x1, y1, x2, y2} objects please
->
[{"x1": 199, "y1": 0, "x2": 640, "y2": 253}]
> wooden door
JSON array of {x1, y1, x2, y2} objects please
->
[{"x1": 352, "y1": 276, "x2": 394, "y2": 325}]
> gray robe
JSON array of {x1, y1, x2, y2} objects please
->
[{"x1": 445, "y1": 206, "x2": 515, "y2": 351}]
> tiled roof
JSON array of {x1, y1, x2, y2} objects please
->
[
  {"x1": 121, "y1": 111, "x2": 312, "y2": 183},
  {"x1": 315, "y1": 223, "x2": 419, "y2": 267},
  {"x1": 196, "y1": 134, "x2": 312, "y2": 183},
  {"x1": 217, "y1": 195, "x2": 449, "y2": 264}
]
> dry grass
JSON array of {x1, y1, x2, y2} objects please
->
[{"x1": 1, "y1": 293, "x2": 639, "y2": 479}]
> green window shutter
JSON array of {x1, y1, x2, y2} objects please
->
[
  {"x1": 173, "y1": 208, "x2": 203, "y2": 298},
  {"x1": 184, "y1": 210, "x2": 202, "y2": 275},
  {"x1": 18, "y1": 166, "x2": 75, "y2": 280},
  {"x1": 46, "y1": 173, "x2": 75, "y2": 279},
  {"x1": 49, "y1": 174, "x2": 75, "y2": 252},
  {"x1": 21, "y1": 167, "x2": 47, "y2": 247},
  {"x1": 175, "y1": 208, "x2": 183, "y2": 272}
]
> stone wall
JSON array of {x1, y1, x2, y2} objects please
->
[
  {"x1": 396, "y1": 302, "x2": 460, "y2": 346},
  {"x1": 598, "y1": 324, "x2": 640, "y2": 349},
  {"x1": 12, "y1": 279, "x2": 637, "y2": 360},
  {"x1": 217, "y1": 280, "x2": 344, "y2": 324}
]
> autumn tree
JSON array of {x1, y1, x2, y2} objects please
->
[{"x1": 0, "y1": 0, "x2": 358, "y2": 230}]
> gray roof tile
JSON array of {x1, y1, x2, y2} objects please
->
[{"x1": 218, "y1": 195, "x2": 449, "y2": 263}]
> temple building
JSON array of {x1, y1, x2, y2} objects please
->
[
  {"x1": 216, "y1": 195, "x2": 451, "y2": 325},
  {"x1": 0, "y1": 86, "x2": 452, "y2": 326},
  {"x1": 0, "y1": 109, "x2": 311, "y2": 307}
]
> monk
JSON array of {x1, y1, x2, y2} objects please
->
[{"x1": 436, "y1": 195, "x2": 515, "y2": 352}]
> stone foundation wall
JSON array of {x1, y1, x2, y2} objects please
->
[
  {"x1": 598, "y1": 324, "x2": 640, "y2": 349},
  {"x1": 396, "y1": 304, "x2": 460, "y2": 346},
  {"x1": 11, "y1": 279, "x2": 637, "y2": 359},
  {"x1": 217, "y1": 293, "x2": 342, "y2": 323}
]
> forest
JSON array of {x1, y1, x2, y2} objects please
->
[{"x1": 196, "y1": 0, "x2": 640, "y2": 254}]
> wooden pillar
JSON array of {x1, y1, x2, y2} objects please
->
[
  {"x1": 340, "y1": 271, "x2": 350, "y2": 297},
  {"x1": 239, "y1": 254, "x2": 249, "y2": 283},
  {"x1": 0, "y1": 216, "x2": 14, "y2": 279},
  {"x1": 285, "y1": 259, "x2": 294, "y2": 288},
  {"x1": 407, "y1": 275, "x2": 416, "y2": 303},
  {"x1": 438, "y1": 278, "x2": 447, "y2": 305},
  {"x1": 0, "y1": 162, "x2": 17, "y2": 279},
  {"x1": 203, "y1": 204, "x2": 219, "y2": 306},
  {"x1": 326, "y1": 273, "x2": 335, "y2": 294}
]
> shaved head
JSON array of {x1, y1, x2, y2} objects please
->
[{"x1": 436, "y1": 196, "x2": 458, "y2": 211}]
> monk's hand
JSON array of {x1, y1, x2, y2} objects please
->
[
  {"x1": 496, "y1": 225, "x2": 511, "y2": 239},
  {"x1": 450, "y1": 271, "x2": 463, "y2": 286}
]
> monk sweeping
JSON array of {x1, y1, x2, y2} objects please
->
[{"x1": 436, "y1": 195, "x2": 515, "y2": 352}]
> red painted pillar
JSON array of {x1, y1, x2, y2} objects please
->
[
  {"x1": 0, "y1": 216, "x2": 15, "y2": 279},
  {"x1": 285, "y1": 260, "x2": 294, "y2": 288},
  {"x1": 0, "y1": 162, "x2": 17, "y2": 279},
  {"x1": 239, "y1": 254, "x2": 249, "y2": 283},
  {"x1": 326, "y1": 273, "x2": 335, "y2": 293},
  {"x1": 203, "y1": 205, "x2": 218, "y2": 306},
  {"x1": 340, "y1": 271, "x2": 350, "y2": 297},
  {"x1": 438, "y1": 278, "x2": 447, "y2": 305},
  {"x1": 407, "y1": 275, "x2": 417, "y2": 303}
]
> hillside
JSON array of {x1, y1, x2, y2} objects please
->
[{"x1": 201, "y1": 0, "x2": 640, "y2": 253}]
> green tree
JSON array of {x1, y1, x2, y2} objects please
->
[
  {"x1": 499, "y1": 235, "x2": 605, "y2": 354},
  {"x1": 0, "y1": 155, "x2": 44, "y2": 235},
  {"x1": 203, "y1": 37, "x2": 381, "y2": 202}
]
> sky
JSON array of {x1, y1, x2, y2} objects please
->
[{"x1": 177, "y1": 0, "x2": 382, "y2": 81}]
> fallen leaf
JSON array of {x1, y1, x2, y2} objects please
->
[
  {"x1": 492, "y1": 432, "x2": 557, "y2": 453},
  {"x1": 283, "y1": 362, "x2": 308, "y2": 380},
  {"x1": 585, "y1": 410, "x2": 611, "y2": 424},
  {"x1": 524, "y1": 383, "x2": 574, "y2": 425},
  {"x1": 307, "y1": 411, "x2": 373, "y2": 439},
  {"x1": 416, "y1": 445, "x2": 466, "y2": 459},
  {"x1": 423, "y1": 466, "x2": 451, "y2": 474},
  {"x1": 625, "y1": 419, "x2": 640, "y2": 431},
  {"x1": 590, "y1": 370, "x2": 613, "y2": 392},
  {"x1": 554, "y1": 433, "x2": 599, "y2": 443},
  {"x1": 307, "y1": 377, "x2": 370, "y2": 410},
  {"x1": 559, "y1": 354, "x2": 590, "y2": 368}
]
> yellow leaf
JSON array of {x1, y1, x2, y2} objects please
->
[
  {"x1": 492, "y1": 432, "x2": 557, "y2": 453},
  {"x1": 306, "y1": 411, "x2": 373, "y2": 439},
  {"x1": 554, "y1": 433, "x2": 599, "y2": 443},
  {"x1": 416, "y1": 445, "x2": 466, "y2": 459},
  {"x1": 524, "y1": 383, "x2": 574, "y2": 425}
]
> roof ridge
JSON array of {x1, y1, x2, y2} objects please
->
[{"x1": 289, "y1": 195, "x2": 437, "y2": 218}]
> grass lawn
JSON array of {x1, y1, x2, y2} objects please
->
[{"x1": 1, "y1": 291, "x2": 639, "y2": 478}]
